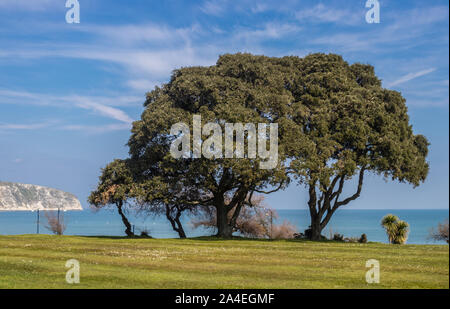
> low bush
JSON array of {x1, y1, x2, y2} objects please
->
[
  {"x1": 429, "y1": 219, "x2": 449, "y2": 243},
  {"x1": 359, "y1": 233, "x2": 368, "y2": 243},
  {"x1": 270, "y1": 221, "x2": 297, "y2": 239},
  {"x1": 44, "y1": 211, "x2": 66, "y2": 235},
  {"x1": 333, "y1": 233, "x2": 344, "y2": 241}
]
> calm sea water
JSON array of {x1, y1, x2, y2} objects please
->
[{"x1": 0, "y1": 209, "x2": 447, "y2": 244}]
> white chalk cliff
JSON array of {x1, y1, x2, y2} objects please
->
[{"x1": 0, "y1": 182, "x2": 82, "y2": 211}]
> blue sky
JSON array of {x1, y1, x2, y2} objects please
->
[{"x1": 0, "y1": 0, "x2": 448, "y2": 210}]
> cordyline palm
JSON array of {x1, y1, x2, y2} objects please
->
[
  {"x1": 381, "y1": 214, "x2": 398, "y2": 243},
  {"x1": 381, "y1": 214, "x2": 409, "y2": 244},
  {"x1": 393, "y1": 220, "x2": 409, "y2": 244}
]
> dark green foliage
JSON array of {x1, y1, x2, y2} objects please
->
[
  {"x1": 88, "y1": 160, "x2": 136, "y2": 237},
  {"x1": 91, "y1": 53, "x2": 429, "y2": 240},
  {"x1": 127, "y1": 53, "x2": 294, "y2": 238},
  {"x1": 359, "y1": 233, "x2": 368, "y2": 243},
  {"x1": 140, "y1": 230, "x2": 152, "y2": 238},
  {"x1": 381, "y1": 214, "x2": 410, "y2": 244},
  {"x1": 285, "y1": 53, "x2": 429, "y2": 240},
  {"x1": 333, "y1": 233, "x2": 344, "y2": 241}
]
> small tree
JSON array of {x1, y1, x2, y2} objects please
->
[
  {"x1": 381, "y1": 214, "x2": 398, "y2": 243},
  {"x1": 358, "y1": 233, "x2": 368, "y2": 243},
  {"x1": 44, "y1": 211, "x2": 66, "y2": 235},
  {"x1": 89, "y1": 159, "x2": 135, "y2": 237},
  {"x1": 381, "y1": 214, "x2": 409, "y2": 244},
  {"x1": 132, "y1": 180, "x2": 200, "y2": 239},
  {"x1": 429, "y1": 219, "x2": 449, "y2": 243},
  {"x1": 270, "y1": 221, "x2": 297, "y2": 239}
]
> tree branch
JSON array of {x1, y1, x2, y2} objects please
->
[
  {"x1": 230, "y1": 201, "x2": 244, "y2": 229},
  {"x1": 330, "y1": 175, "x2": 345, "y2": 202},
  {"x1": 319, "y1": 167, "x2": 366, "y2": 229},
  {"x1": 254, "y1": 181, "x2": 285, "y2": 194},
  {"x1": 335, "y1": 167, "x2": 366, "y2": 208},
  {"x1": 227, "y1": 187, "x2": 248, "y2": 210}
]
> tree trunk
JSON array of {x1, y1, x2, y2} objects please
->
[
  {"x1": 216, "y1": 203, "x2": 233, "y2": 238},
  {"x1": 307, "y1": 183, "x2": 322, "y2": 241},
  {"x1": 174, "y1": 216, "x2": 187, "y2": 239},
  {"x1": 305, "y1": 169, "x2": 366, "y2": 241},
  {"x1": 310, "y1": 214, "x2": 322, "y2": 241},
  {"x1": 167, "y1": 216, "x2": 187, "y2": 238},
  {"x1": 117, "y1": 202, "x2": 134, "y2": 237},
  {"x1": 166, "y1": 205, "x2": 187, "y2": 239}
]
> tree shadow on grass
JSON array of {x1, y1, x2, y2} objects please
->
[{"x1": 69, "y1": 235, "x2": 318, "y2": 243}]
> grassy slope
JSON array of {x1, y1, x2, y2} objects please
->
[{"x1": 0, "y1": 235, "x2": 448, "y2": 289}]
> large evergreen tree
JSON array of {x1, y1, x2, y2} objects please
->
[
  {"x1": 91, "y1": 53, "x2": 429, "y2": 240},
  {"x1": 127, "y1": 54, "x2": 295, "y2": 238},
  {"x1": 285, "y1": 54, "x2": 429, "y2": 240}
]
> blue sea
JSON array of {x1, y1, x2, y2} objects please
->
[{"x1": 0, "y1": 209, "x2": 448, "y2": 244}]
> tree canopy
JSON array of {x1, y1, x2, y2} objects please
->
[
  {"x1": 284, "y1": 53, "x2": 429, "y2": 239},
  {"x1": 90, "y1": 52, "x2": 429, "y2": 239},
  {"x1": 127, "y1": 53, "x2": 298, "y2": 237},
  {"x1": 88, "y1": 159, "x2": 136, "y2": 237}
]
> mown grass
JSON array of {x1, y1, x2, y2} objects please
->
[{"x1": 0, "y1": 235, "x2": 448, "y2": 289}]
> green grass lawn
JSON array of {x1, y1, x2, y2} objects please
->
[{"x1": 0, "y1": 235, "x2": 448, "y2": 289}]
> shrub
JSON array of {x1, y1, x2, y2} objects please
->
[
  {"x1": 140, "y1": 228, "x2": 152, "y2": 238},
  {"x1": 429, "y1": 219, "x2": 449, "y2": 243},
  {"x1": 304, "y1": 228, "x2": 312, "y2": 239},
  {"x1": 358, "y1": 233, "x2": 368, "y2": 243},
  {"x1": 270, "y1": 221, "x2": 297, "y2": 239},
  {"x1": 293, "y1": 232, "x2": 305, "y2": 239},
  {"x1": 381, "y1": 214, "x2": 409, "y2": 244},
  {"x1": 44, "y1": 211, "x2": 66, "y2": 235},
  {"x1": 393, "y1": 220, "x2": 409, "y2": 244},
  {"x1": 333, "y1": 233, "x2": 344, "y2": 241},
  {"x1": 192, "y1": 197, "x2": 296, "y2": 239}
]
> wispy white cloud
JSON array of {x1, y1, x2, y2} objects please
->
[
  {"x1": 295, "y1": 4, "x2": 362, "y2": 25},
  {"x1": 71, "y1": 97, "x2": 134, "y2": 124},
  {"x1": 0, "y1": 89, "x2": 135, "y2": 135},
  {"x1": 0, "y1": 121, "x2": 55, "y2": 130},
  {"x1": 0, "y1": 89, "x2": 141, "y2": 107},
  {"x1": 0, "y1": 120, "x2": 131, "y2": 134},
  {"x1": 0, "y1": 3, "x2": 447, "y2": 113},
  {"x1": 126, "y1": 79, "x2": 159, "y2": 92},
  {"x1": 76, "y1": 23, "x2": 202, "y2": 46},
  {"x1": 0, "y1": 0, "x2": 61, "y2": 11},
  {"x1": 388, "y1": 68, "x2": 436, "y2": 87},
  {"x1": 200, "y1": 0, "x2": 227, "y2": 16},
  {"x1": 309, "y1": 5, "x2": 449, "y2": 52},
  {"x1": 406, "y1": 98, "x2": 449, "y2": 107},
  {"x1": 0, "y1": 89, "x2": 137, "y2": 124},
  {"x1": 392, "y1": 6, "x2": 449, "y2": 26},
  {"x1": 61, "y1": 123, "x2": 132, "y2": 134},
  {"x1": 0, "y1": 44, "x2": 215, "y2": 79},
  {"x1": 250, "y1": 3, "x2": 269, "y2": 14},
  {"x1": 234, "y1": 23, "x2": 302, "y2": 41},
  {"x1": 0, "y1": 18, "x2": 302, "y2": 83}
]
